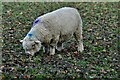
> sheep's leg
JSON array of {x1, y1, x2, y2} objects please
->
[
  {"x1": 50, "y1": 45, "x2": 56, "y2": 55},
  {"x1": 56, "y1": 42, "x2": 64, "y2": 51},
  {"x1": 50, "y1": 41, "x2": 58, "y2": 55},
  {"x1": 50, "y1": 35, "x2": 59, "y2": 55},
  {"x1": 74, "y1": 26, "x2": 84, "y2": 52},
  {"x1": 43, "y1": 45, "x2": 50, "y2": 54}
]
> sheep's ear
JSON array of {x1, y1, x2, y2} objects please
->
[
  {"x1": 20, "y1": 40, "x2": 24, "y2": 43},
  {"x1": 35, "y1": 41, "x2": 41, "y2": 44}
]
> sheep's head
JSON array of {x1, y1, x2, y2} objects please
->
[{"x1": 20, "y1": 39, "x2": 41, "y2": 56}]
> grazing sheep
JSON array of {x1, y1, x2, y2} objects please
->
[{"x1": 20, "y1": 7, "x2": 84, "y2": 56}]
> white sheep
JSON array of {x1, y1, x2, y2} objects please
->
[{"x1": 20, "y1": 7, "x2": 84, "y2": 56}]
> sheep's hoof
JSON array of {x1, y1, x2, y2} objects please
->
[
  {"x1": 50, "y1": 52, "x2": 55, "y2": 55},
  {"x1": 58, "y1": 54, "x2": 63, "y2": 59}
]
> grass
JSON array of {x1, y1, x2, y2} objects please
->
[{"x1": 2, "y1": 2, "x2": 119, "y2": 79}]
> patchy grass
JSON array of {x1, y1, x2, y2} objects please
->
[{"x1": 2, "y1": 2, "x2": 119, "y2": 79}]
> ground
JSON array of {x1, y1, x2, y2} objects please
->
[{"x1": 1, "y1": 2, "x2": 119, "y2": 79}]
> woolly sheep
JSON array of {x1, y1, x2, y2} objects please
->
[{"x1": 20, "y1": 7, "x2": 84, "y2": 56}]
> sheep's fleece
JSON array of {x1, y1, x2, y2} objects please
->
[{"x1": 20, "y1": 7, "x2": 84, "y2": 56}]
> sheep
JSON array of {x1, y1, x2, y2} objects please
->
[{"x1": 20, "y1": 7, "x2": 84, "y2": 56}]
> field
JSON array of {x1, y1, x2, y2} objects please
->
[{"x1": 2, "y1": 2, "x2": 119, "y2": 79}]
